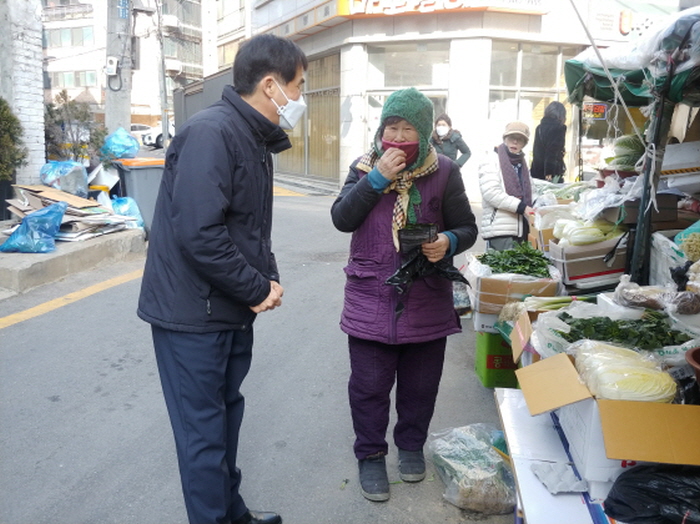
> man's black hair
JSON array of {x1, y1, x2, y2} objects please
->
[{"x1": 233, "y1": 34, "x2": 308, "y2": 95}]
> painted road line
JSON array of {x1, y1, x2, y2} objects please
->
[
  {"x1": 0, "y1": 269, "x2": 143, "y2": 330},
  {"x1": 273, "y1": 186, "x2": 305, "y2": 196}
]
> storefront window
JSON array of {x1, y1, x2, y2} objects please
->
[
  {"x1": 488, "y1": 41, "x2": 584, "y2": 180},
  {"x1": 367, "y1": 42, "x2": 449, "y2": 89},
  {"x1": 276, "y1": 54, "x2": 341, "y2": 180},
  {"x1": 490, "y1": 41, "x2": 518, "y2": 87},
  {"x1": 521, "y1": 44, "x2": 559, "y2": 89}
]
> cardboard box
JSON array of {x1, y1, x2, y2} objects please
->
[
  {"x1": 475, "y1": 332, "x2": 518, "y2": 388},
  {"x1": 527, "y1": 231, "x2": 538, "y2": 250},
  {"x1": 465, "y1": 257, "x2": 560, "y2": 315},
  {"x1": 601, "y1": 193, "x2": 678, "y2": 225},
  {"x1": 530, "y1": 226, "x2": 556, "y2": 253},
  {"x1": 548, "y1": 237, "x2": 627, "y2": 286},
  {"x1": 555, "y1": 399, "x2": 644, "y2": 500},
  {"x1": 515, "y1": 353, "x2": 700, "y2": 496}
]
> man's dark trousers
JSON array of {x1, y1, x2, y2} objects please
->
[{"x1": 152, "y1": 325, "x2": 254, "y2": 524}]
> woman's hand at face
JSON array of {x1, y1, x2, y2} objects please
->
[{"x1": 377, "y1": 147, "x2": 406, "y2": 181}]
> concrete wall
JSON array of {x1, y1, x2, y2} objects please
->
[{"x1": 0, "y1": 0, "x2": 45, "y2": 185}]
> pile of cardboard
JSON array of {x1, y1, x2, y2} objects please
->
[{"x1": 4, "y1": 184, "x2": 137, "y2": 241}]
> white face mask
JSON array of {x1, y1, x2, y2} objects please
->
[
  {"x1": 436, "y1": 125, "x2": 449, "y2": 137},
  {"x1": 271, "y1": 79, "x2": 306, "y2": 130}
]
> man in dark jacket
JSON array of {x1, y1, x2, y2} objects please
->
[{"x1": 137, "y1": 34, "x2": 307, "y2": 524}]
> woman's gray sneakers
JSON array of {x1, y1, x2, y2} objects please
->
[
  {"x1": 358, "y1": 454, "x2": 390, "y2": 501},
  {"x1": 398, "y1": 448, "x2": 426, "y2": 482}
]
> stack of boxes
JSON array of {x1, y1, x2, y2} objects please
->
[
  {"x1": 465, "y1": 256, "x2": 560, "y2": 388},
  {"x1": 530, "y1": 194, "x2": 682, "y2": 289}
]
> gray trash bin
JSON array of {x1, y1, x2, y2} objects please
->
[{"x1": 114, "y1": 158, "x2": 164, "y2": 232}]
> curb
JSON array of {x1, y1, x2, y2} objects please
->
[
  {"x1": 0, "y1": 228, "x2": 146, "y2": 298},
  {"x1": 274, "y1": 173, "x2": 339, "y2": 196}
]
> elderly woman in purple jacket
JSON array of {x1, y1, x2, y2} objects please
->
[{"x1": 331, "y1": 88, "x2": 478, "y2": 503}]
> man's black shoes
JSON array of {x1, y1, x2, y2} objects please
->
[{"x1": 231, "y1": 510, "x2": 282, "y2": 524}]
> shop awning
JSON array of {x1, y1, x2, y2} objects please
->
[
  {"x1": 565, "y1": 7, "x2": 700, "y2": 107},
  {"x1": 565, "y1": 60, "x2": 700, "y2": 106}
]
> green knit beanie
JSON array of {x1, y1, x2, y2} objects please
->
[{"x1": 374, "y1": 87, "x2": 434, "y2": 170}]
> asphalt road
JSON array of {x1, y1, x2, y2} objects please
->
[{"x1": 0, "y1": 194, "x2": 511, "y2": 524}]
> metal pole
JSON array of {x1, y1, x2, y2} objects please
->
[
  {"x1": 629, "y1": 99, "x2": 674, "y2": 285},
  {"x1": 105, "y1": 0, "x2": 133, "y2": 134},
  {"x1": 156, "y1": 0, "x2": 170, "y2": 148}
]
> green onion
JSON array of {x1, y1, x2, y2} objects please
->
[{"x1": 523, "y1": 295, "x2": 596, "y2": 311}]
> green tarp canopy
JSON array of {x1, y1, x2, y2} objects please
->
[
  {"x1": 565, "y1": 7, "x2": 700, "y2": 107},
  {"x1": 565, "y1": 58, "x2": 700, "y2": 107}
]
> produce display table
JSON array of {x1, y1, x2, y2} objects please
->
[{"x1": 495, "y1": 388, "x2": 616, "y2": 524}]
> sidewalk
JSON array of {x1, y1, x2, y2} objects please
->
[
  {"x1": 0, "y1": 175, "x2": 334, "y2": 301},
  {"x1": 0, "y1": 176, "x2": 478, "y2": 301}
]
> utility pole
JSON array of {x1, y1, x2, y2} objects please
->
[
  {"x1": 105, "y1": 0, "x2": 133, "y2": 134},
  {"x1": 156, "y1": 0, "x2": 170, "y2": 148}
]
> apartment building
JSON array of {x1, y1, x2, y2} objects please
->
[{"x1": 42, "y1": 0, "x2": 207, "y2": 127}]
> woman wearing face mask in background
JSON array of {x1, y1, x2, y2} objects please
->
[
  {"x1": 478, "y1": 121, "x2": 534, "y2": 251},
  {"x1": 429, "y1": 113, "x2": 471, "y2": 167},
  {"x1": 331, "y1": 88, "x2": 478, "y2": 503}
]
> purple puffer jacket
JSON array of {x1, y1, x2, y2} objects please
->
[{"x1": 338, "y1": 157, "x2": 462, "y2": 345}]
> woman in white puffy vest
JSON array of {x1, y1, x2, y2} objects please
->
[{"x1": 479, "y1": 121, "x2": 535, "y2": 251}]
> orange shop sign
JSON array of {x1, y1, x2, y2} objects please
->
[
  {"x1": 339, "y1": 0, "x2": 550, "y2": 16},
  {"x1": 583, "y1": 102, "x2": 608, "y2": 120}
]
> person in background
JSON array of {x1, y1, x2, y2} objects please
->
[
  {"x1": 430, "y1": 113, "x2": 471, "y2": 167},
  {"x1": 479, "y1": 121, "x2": 534, "y2": 251},
  {"x1": 137, "y1": 34, "x2": 308, "y2": 524},
  {"x1": 530, "y1": 101, "x2": 567, "y2": 181},
  {"x1": 331, "y1": 88, "x2": 478, "y2": 503}
]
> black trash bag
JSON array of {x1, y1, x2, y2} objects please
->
[
  {"x1": 385, "y1": 250, "x2": 467, "y2": 294},
  {"x1": 604, "y1": 465, "x2": 700, "y2": 524}
]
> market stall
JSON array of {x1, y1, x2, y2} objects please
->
[
  {"x1": 453, "y1": 11, "x2": 700, "y2": 523},
  {"x1": 563, "y1": 6, "x2": 700, "y2": 285}
]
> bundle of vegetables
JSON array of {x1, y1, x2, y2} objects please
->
[
  {"x1": 532, "y1": 180, "x2": 594, "y2": 203},
  {"x1": 556, "y1": 310, "x2": 692, "y2": 350},
  {"x1": 604, "y1": 134, "x2": 646, "y2": 172},
  {"x1": 477, "y1": 242, "x2": 551, "y2": 278},
  {"x1": 550, "y1": 181, "x2": 594, "y2": 202},
  {"x1": 572, "y1": 340, "x2": 677, "y2": 403},
  {"x1": 552, "y1": 217, "x2": 627, "y2": 246},
  {"x1": 523, "y1": 295, "x2": 596, "y2": 311}
]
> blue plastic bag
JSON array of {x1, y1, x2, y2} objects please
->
[
  {"x1": 39, "y1": 161, "x2": 89, "y2": 198},
  {"x1": 101, "y1": 127, "x2": 139, "y2": 160},
  {"x1": 0, "y1": 201, "x2": 68, "y2": 253},
  {"x1": 111, "y1": 196, "x2": 144, "y2": 228}
]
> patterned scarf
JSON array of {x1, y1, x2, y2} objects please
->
[
  {"x1": 357, "y1": 145, "x2": 439, "y2": 251},
  {"x1": 496, "y1": 143, "x2": 532, "y2": 206}
]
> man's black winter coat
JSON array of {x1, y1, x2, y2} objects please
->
[{"x1": 138, "y1": 86, "x2": 291, "y2": 333}]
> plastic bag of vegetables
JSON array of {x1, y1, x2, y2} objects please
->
[
  {"x1": 552, "y1": 216, "x2": 627, "y2": 246},
  {"x1": 570, "y1": 339, "x2": 677, "y2": 403},
  {"x1": 429, "y1": 424, "x2": 516, "y2": 515},
  {"x1": 675, "y1": 220, "x2": 700, "y2": 262}
]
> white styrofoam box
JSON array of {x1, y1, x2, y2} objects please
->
[
  {"x1": 556, "y1": 399, "x2": 643, "y2": 490},
  {"x1": 472, "y1": 310, "x2": 499, "y2": 333},
  {"x1": 596, "y1": 292, "x2": 645, "y2": 320},
  {"x1": 661, "y1": 141, "x2": 700, "y2": 173}
]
